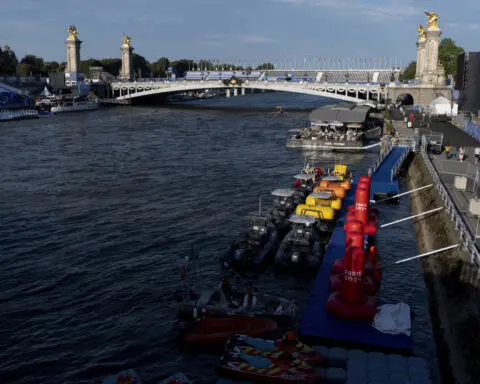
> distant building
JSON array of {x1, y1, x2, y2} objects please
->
[{"x1": 456, "y1": 52, "x2": 480, "y2": 114}]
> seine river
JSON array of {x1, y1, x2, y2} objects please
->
[{"x1": 0, "y1": 92, "x2": 437, "y2": 383}]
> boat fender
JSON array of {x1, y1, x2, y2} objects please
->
[{"x1": 193, "y1": 307, "x2": 198, "y2": 320}]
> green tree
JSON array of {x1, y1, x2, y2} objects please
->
[
  {"x1": 438, "y1": 37, "x2": 464, "y2": 77},
  {"x1": 400, "y1": 61, "x2": 416, "y2": 81},
  {"x1": 20, "y1": 54, "x2": 44, "y2": 75},
  {"x1": 16, "y1": 63, "x2": 31, "y2": 76},
  {"x1": 43, "y1": 61, "x2": 60, "y2": 73},
  {"x1": 132, "y1": 53, "x2": 150, "y2": 78},
  {"x1": 150, "y1": 57, "x2": 169, "y2": 77},
  {"x1": 99, "y1": 58, "x2": 122, "y2": 76},
  {"x1": 0, "y1": 46, "x2": 18, "y2": 75},
  {"x1": 256, "y1": 62, "x2": 274, "y2": 70},
  {"x1": 79, "y1": 58, "x2": 102, "y2": 76},
  {"x1": 170, "y1": 59, "x2": 194, "y2": 77}
]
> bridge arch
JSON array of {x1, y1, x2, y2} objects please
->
[
  {"x1": 112, "y1": 81, "x2": 384, "y2": 104},
  {"x1": 396, "y1": 93, "x2": 414, "y2": 106}
]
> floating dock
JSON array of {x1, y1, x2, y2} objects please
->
[{"x1": 299, "y1": 146, "x2": 412, "y2": 353}]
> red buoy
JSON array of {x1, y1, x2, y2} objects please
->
[
  {"x1": 344, "y1": 219, "x2": 364, "y2": 234},
  {"x1": 329, "y1": 272, "x2": 378, "y2": 295},
  {"x1": 331, "y1": 259, "x2": 382, "y2": 284},
  {"x1": 354, "y1": 186, "x2": 369, "y2": 226},
  {"x1": 345, "y1": 231, "x2": 364, "y2": 249},
  {"x1": 342, "y1": 246, "x2": 365, "y2": 304},
  {"x1": 293, "y1": 180, "x2": 301, "y2": 188},
  {"x1": 326, "y1": 247, "x2": 377, "y2": 321}
]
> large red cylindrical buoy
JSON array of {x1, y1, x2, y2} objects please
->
[
  {"x1": 342, "y1": 246, "x2": 365, "y2": 304},
  {"x1": 355, "y1": 186, "x2": 369, "y2": 226},
  {"x1": 326, "y1": 291, "x2": 377, "y2": 321},
  {"x1": 345, "y1": 231, "x2": 364, "y2": 249},
  {"x1": 358, "y1": 176, "x2": 371, "y2": 185},
  {"x1": 344, "y1": 220, "x2": 364, "y2": 234},
  {"x1": 348, "y1": 206, "x2": 356, "y2": 214},
  {"x1": 331, "y1": 259, "x2": 382, "y2": 285},
  {"x1": 329, "y1": 272, "x2": 378, "y2": 295}
]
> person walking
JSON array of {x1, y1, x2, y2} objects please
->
[
  {"x1": 474, "y1": 147, "x2": 480, "y2": 164},
  {"x1": 444, "y1": 145, "x2": 451, "y2": 159}
]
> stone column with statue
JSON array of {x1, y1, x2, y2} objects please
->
[
  {"x1": 120, "y1": 36, "x2": 134, "y2": 80},
  {"x1": 415, "y1": 25, "x2": 426, "y2": 81},
  {"x1": 421, "y1": 11, "x2": 443, "y2": 85},
  {"x1": 65, "y1": 25, "x2": 81, "y2": 73}
]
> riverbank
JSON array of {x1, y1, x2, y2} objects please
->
[{"x1": 404, "y1": 152, "x2": 480, "y2": 384}]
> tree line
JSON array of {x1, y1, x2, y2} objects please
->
[
  {"x1": 0, "y1": 44, "x2": 274, "y2": 79},
  {"x1": 401, "y1": 38, "x2": 464, "y2": 81}
]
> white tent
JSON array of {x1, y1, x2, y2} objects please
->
[
  {"x1": 40, "y1": 86, "x2": 51, "y2": 97},
  {"x1": 429, "y1": 96, "x2": 458, "y2": 116}
]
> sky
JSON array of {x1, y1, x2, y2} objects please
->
[{"x1": 0, "y1": 0, "x2": 478, "y2": 65}]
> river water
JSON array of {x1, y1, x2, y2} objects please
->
[{"x1": 0, "y1": 93, "x2": 438, "y2": 383}]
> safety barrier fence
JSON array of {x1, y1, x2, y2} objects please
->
[
  {"x1": 420, "y1": 135, "x2": 480, "y2": 267},
  {"x1": 0, "y1": 109, "x2": 38, "y2": 122},
  {"x1": 367, "y1": 141, "x2": 393, "y2": 176},
  {"x1": 390, "y1": 147, "x2": 410, "y2": 182}
]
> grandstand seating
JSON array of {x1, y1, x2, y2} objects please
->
[{"x1": 183, "y1": 69, "x2": 399, "y2": 84}]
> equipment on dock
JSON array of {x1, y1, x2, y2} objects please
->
[{"x1": 314, "y1": 184, "x2": 346, "y2": 199}]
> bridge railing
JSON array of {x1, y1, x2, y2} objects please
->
[{"x1": 420, "y1": 135, "x2": 480, "y2": 267}]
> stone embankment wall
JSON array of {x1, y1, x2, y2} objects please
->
[{"x1": 405, "y1": 153, "x2": 480, "y2": 384}]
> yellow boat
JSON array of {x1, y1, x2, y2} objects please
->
[
  {"x1": 305, "y1": 191, "x2": 342, "y2": 211},
  {"x1": 313, "y1": 185, "x2": 346, "y2": 199},
  {"x1": 319, "y1": 175, "x2": 351, "y2": 191},
  {"x1": 295, "y1": 204, "x2": 335, "y2": 221}
]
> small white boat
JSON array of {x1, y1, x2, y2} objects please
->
[{"x1": 51, "y1": 96, "x2": 99, "y2": 114}]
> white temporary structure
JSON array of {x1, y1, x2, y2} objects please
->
[{"x1": 428, "y1": 96, "x2": 458, "y2": 116}]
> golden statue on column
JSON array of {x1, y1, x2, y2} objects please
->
[
  {"x1": 67, "y1": 25, "x2": 78, "y2": 39},
  {"x1": 417, "y1": 25, "x2": 426, "y2": 41},
  {"x1": 122, "y1": 35, "x2": 132, "y2": 47},
  {"x1": 424, "y1": 11, "x2": 439, "y2": 30}
]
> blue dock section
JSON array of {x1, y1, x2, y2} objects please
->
[
  {"x1": 370, "y1": 146, "x2": 409, "y2": 199},
  {"x1": 299, "y1": 146, "x2": 412, "y2": 352}
]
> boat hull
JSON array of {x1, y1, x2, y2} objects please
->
[
  {"x1": 183, "y1": 316, "x2": 277, "y2": 346},
  {"x1": 51, "y1": 103, "x2": 99, "y2": 114}
]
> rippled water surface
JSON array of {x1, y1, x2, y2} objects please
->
[{"x1": 1, "y1": 93, "x2": 437, "y2": 383}]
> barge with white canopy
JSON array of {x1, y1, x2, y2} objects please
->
[{"x1": 286, "y1": 102, "x2": 383, "y2": 151}]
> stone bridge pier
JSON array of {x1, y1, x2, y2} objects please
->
[{"x1": 387, "y1": 85, "x2": 452, "y2": 105}]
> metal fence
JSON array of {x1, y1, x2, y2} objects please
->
[
  {"x1": 390, "y1": 148, "x2": 410, "y2": 182},
  {"x1": 420, "y1": 135, "x2": 480, "y2": 267},
  {"x1": 368, "y1": 142, "x2": 393, "y2": 176}
]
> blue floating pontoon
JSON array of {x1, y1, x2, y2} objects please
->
[{"x1": 300, "y1": 147, "x2": 412, "y2": 353}]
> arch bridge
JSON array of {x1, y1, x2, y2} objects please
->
[{"x1": 111, "y1": 80, "x2": 389, "y2": 104}]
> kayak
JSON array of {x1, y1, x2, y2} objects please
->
[
  {"x1": 218, "y1": 347, "x2": 322, "y2": 383},
  {"x1": 226, "y1": 334, "x2": 323, "y2": 366},
  {"x1": 158, "y1": 372, "x2": 192, "y2": 383},
  {"x1": 183, "y1": 316, "x2": 277, "y2": 346},
  {"x1": 103, "y1": 369, "x2": 142, "y2": 384}
]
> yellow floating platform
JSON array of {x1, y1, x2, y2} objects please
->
[{"x1": 306, "y1": 192, "x2": 342, "y2": 211}]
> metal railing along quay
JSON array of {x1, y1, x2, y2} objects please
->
[
  {"x1": 420, "y1": 135, "x2": 480, "y2": 267},
  {"x1": 0, "y1": 109, "x2": 38, "y2": 122}
]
